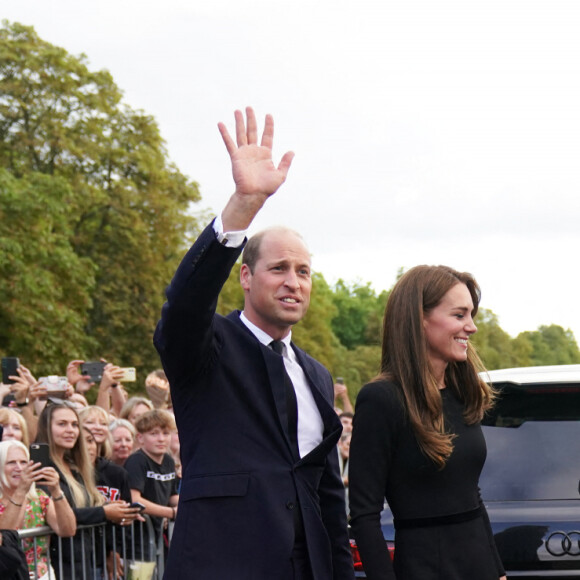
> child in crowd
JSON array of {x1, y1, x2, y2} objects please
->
[{"x1": 125, "y1": 410, "x2": 179, "y2": 545}]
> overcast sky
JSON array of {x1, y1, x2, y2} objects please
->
[{"x1": 5, "y1": 0, "x2": 580, "y2": 345}]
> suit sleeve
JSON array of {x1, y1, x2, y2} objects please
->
[
  {"x1": 154, "y1": 221, "x2": 244, "y2": 384},
  {"x1": 349, "y1": 383, "x2": 400, "y2": 580}
]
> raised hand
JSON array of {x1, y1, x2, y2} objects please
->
[
  {"x1": 66, "y1": 359, "x2": 89, "y2": 386},
  {"x1": 219, "y1": 107, "x2": 294, "y2": 231}
]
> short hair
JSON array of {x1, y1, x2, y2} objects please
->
[
  {"x1": 242, "y1": 227, "x2": 308, "y2": 274},
  {"x1": 134, "y1": 409, "x2": 176, "y2": 434},
  {"x1": 109, "y1": 418, "x2": 137, "y2": 440}
]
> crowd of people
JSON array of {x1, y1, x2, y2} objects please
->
[{"x1": 0, "y1": 360, "x2": 181, "y2": 579}]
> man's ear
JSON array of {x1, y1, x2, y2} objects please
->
[
  {"x1": 136, "y1": 433, "x2": 143, "y2": 447},
  {"x1": 240, "y1": 263, "x2": 251, "y2": 291}
]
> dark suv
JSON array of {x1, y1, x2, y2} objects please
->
[{"x1": 351, "y1": 364, "x2": 580, "y2": 578}]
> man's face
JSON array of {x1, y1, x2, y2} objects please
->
[{"x1": 240, "y1": 230, "x2": 312, "y2": 339}]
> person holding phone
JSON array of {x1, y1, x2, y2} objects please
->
[
  {"x1": 35, "y1": 401, "x2": 140, "y2": 577},
  {"x1": 0, "y1": 440, "x2": 76, "y2": 579}
]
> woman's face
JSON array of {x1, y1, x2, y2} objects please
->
[
  {"x1": 423, "y1": 283, "x2": 477, "y2": 374},
  {"x1": 1, "y1": 416, "x2": 23, "y2": 442},
  {"x1": 51, "y1": 408, "x2": 80, "y2": 451},
  {"x1": 111, "y1": 427, "x2": 134, "y2": 463},
  {"x1": 4, "y1": 446, "x2": 28, "y2": 490},
  {"x1": 82, "y1": 412, "x2": 109, "y2": 444},
  {"x1": 83, "y1": 430, "x2": 98, "y2": 464},
  {"x1": 128, "y1": 403, "x2": 150, "y2": 426}
]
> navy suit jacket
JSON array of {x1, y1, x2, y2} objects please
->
[{"x1": 154, "y1": 222, "x2": 354, "y2": 580}]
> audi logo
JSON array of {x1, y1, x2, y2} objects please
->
[{"x1": 545, "y1": 531, "x2": 580, "y2": 557}]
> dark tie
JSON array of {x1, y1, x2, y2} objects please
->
[{"x1": 270, "y1": 340, "x2": 300, "y2": 457}]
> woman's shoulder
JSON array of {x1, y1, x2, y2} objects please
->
[
  {"x1": 358, "y1": 379, "x2": 401, "y2": 403},
  {"x1": 355, "y1": 379, "x2": 406, "y2": 419}
]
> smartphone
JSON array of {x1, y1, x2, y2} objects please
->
[
  {"x1": 80, "y1": 361, "x2": 106, "y2": 383},
  {"x1": 336, "y1": 377, "x2": 344, "y2": 384},
  {"x1": 30, "y1": 443, "x2": 51, "y2": 468},
  {"x1": 1, "y1": 357, "x2": 20, "y2": 385},
  {"x1": 120, "y1": 367, "x2": 136, "y2": 382},
  {"x1": 129, "y1": 501, "x2": 146, "y2": 512},
  {"x1": 38, "y1": 376, "x2": 68, "y2": 400}
]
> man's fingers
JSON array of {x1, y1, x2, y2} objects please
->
[
  {"x1": 218, "y1": 122, "x2": 236, "y2": 156},
  {"x1": 245, "y1": 107, "x2": 258, "y2": 145},
  {"x1": 277, "y1": 151, "x2": 295, "y2": 177},
  {"x1": 234, "y1": 109, "x2": 247, "y2": 147},
  {"x1": 260, "y1": 114, "x2": 274, "y2": 149}
]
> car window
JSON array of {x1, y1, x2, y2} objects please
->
[
  {"x1": 483, "y1": 383, "x2": 580, "y2": 427},
  {"x1": 481, "y1": 421, "x2": 580, "y2": 501},
  {"x1": 480, "y1": 382, "x2": 580, "y2": 501}
]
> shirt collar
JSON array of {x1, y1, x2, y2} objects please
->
[{"x1": 240, "y1": 312, "x2": 293, "y2": 350}]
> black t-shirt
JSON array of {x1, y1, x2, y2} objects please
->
[
  {"x1": 95, "y1": 457, "x2": 132, "y2": 503},
  {"x1": 125, "y1": 449, "x2": 178, "y2": 538}
]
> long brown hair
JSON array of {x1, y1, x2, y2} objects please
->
[
  {"x1": 377, "y1": 265, "x2": 496, "y2": 468},
  {"x1": 36, "y1": 402, "x2": 103, "y2": 507}
]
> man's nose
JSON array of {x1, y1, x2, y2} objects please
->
[{"x1": 284, "y1": 270, "x2": 299, "y2": 289}]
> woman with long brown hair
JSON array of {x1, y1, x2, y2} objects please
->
[
  {"x1": 35, "y1": 401, "x2": 139, "y2": 577},
  {"x1": 349, "y1": 265, "x2": 506, "y2": 580}
]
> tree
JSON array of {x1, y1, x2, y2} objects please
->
[
  {"x1": 517, "y1": 325, "x2": 580, "y2": 366},
  {"x1": 331, "y1": 280, "x2": 385, "y2": 350},
  {"x1": 0, "y1": 22, "x2": 201, "y2": 383},
  {"x1": 471, "y1": 308, "x2": 519, "y2": 370},
  {"x1": 0, "y1": 169, "x2": 96, "y2": 368},
  {"x1": 293, "y1": 272, "x2": 340, "y2": 371}
]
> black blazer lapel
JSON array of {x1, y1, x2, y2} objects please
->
[
  {"x1": 226, "y1": 311, "x2": 298, "y2": 461},
  {"x1": 292, "y1": 345, "x2": 343, "y2": 443}
]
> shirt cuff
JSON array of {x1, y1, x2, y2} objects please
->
[{"x1": 213, "y1": 214, "x2": 247, "y2": 248}]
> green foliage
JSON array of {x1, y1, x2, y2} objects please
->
[
  {"x1": 516, "y1": 325, "x2": 580, "y2": 366},
  {"x1": 330, "y1": 280, "x2": 387, "y2": 349},
  {"x1": 471, "y1": 309, "x2": 520, "y2": 370},
  {"x1": 0, "y1": 21, "x2": 201, "y2": 385},
  {"x1": 293, "y1": 273, "x2": 340, "y2": 371},
  {"x1": 0, "y1": 169, "x2": 96, "y2": 368}
]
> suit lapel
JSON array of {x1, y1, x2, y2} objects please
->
[
  {"x1": 227, "y1": 312, "x2": 298, "y2": 460},
  {"x1": 292, "y1": 345, "x2": 343, "y2": 438},
  {"x1": 226, "y1": 312, "x2": 341, "y2": 461}
]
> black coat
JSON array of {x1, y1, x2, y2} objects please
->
[
  {"x1": 0, "y1": 529, "x2": 29, "y2": 580},
  {"x1": 154, "y1": 222, "x2": 354, "y2": 580}
]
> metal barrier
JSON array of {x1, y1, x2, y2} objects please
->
[{"x1": 18, "y1": 515, "x2": 172, "y2": 580}]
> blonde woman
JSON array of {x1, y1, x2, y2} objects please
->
[
  {"x1": 79, "y1": 406, "x2": 112, "y2": 459},
  {"x1": 0, "y1": 440, "x2": 76, "y2": 579},
  {"x1": 109, "y1": 419, "x2": 136, "y2": 468},
  {"x1": 119, "y1": 397, "x2": 153, "y2": 426},
  {"x1": 0, "y1": 409, "x2": 29, "y2": 447}
]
